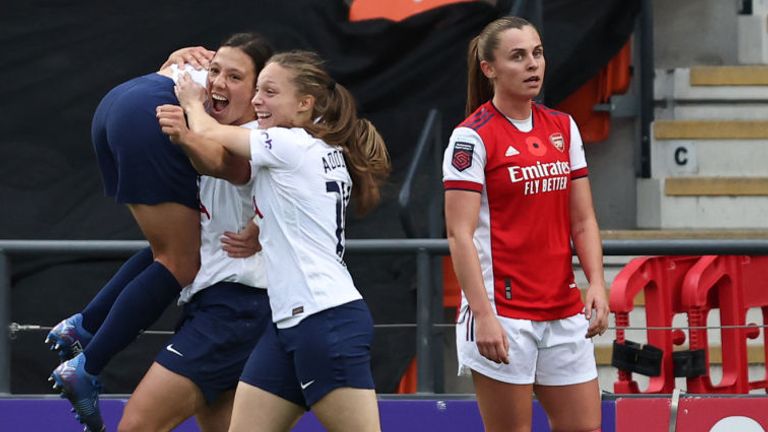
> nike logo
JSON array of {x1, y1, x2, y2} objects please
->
[
  {"x1": 300, "y1": 380, "x2": 315, "y2": 390},
  {"x1": 505, "y1": 146, "x2": 519, "y2": 157},
  {"x1": 166, "y1": 344, "x2": 184, "y2": 357}
]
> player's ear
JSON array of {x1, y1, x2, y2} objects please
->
[
  {"x1": 297, "y1": 94, "x2": 315, "y2": 113},
  {"x1": 480, "y1": 60, "x2": 496, "y2": 79}
]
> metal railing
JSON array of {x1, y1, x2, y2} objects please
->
[{"x1": 4, "y1": 239, "x2": 768, "y2": 395}]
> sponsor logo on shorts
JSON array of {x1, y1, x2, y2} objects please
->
[{"x1": 300, "y1": 379, "x2": 315, "y2": 390}]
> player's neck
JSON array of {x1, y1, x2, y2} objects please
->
[{"x1": 491, "y1": 96, "x2": 532, "y2": 120}]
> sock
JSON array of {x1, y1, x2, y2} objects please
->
[
  {"x1": 83, "y1": 261, "x2": 181, "y2": 375},
  {"x1": 80, "y1": 247, "x2": 154, "y2": 334}
]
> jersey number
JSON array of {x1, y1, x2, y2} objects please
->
[{"x1": 326, "y1": 181, "x2": 351, "y2": 259}]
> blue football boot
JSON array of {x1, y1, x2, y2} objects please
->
[
  {"x1": 49, "y1": 353, "x2": 105, "y2": 432},
  {"x1": 45, "y1": 313, "x2": 93, "y2": 361}
]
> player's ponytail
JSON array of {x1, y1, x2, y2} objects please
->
[{"x1": 270, "y1": 51, "x2": 391, "y2": 215}]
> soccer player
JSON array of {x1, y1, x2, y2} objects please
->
[
  {"x1": 158, "y1": 50, "x2": 391, "y2": 432},
  {"x1": 442, "y1": 16, "x2": 609, "y2": 432},
  {"x1": 47, "y1": 33, "x2": 274, "y2": 432}
]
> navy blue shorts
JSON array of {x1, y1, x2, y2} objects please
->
[
  {"x1": 155, "y1": 282, "x2": 270, "y2": 404},
  {"x1": 91, "y1": 73, "x2": 199, "y2": 209},
  {"x1": 240, "y1": 300, "x2": 375, "y2": 408}
]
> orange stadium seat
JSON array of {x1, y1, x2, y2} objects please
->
[
  {"x1": 556, "y1": 40, "x2": 632, "y2": 143},
  {"x1": 349, "y1": 0, "x2": 475, "y2": 22}
]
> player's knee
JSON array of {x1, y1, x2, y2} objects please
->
[{"x1": 153, "y1": 254, "x2": 200, "y2": 287}]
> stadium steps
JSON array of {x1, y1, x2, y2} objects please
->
[{"x1": 642, "y1": 66, "x2": 768, "y2": 229}]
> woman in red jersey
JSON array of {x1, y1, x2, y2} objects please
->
[{"x1": 443, "y1": 16, "x2": 609, "y2": 432}]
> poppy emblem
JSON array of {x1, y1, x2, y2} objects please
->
[{"x1": 526, "y1": 136, "x2": 547, "y2": 157}]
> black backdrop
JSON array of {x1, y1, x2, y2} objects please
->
[{"x1": 1, "y1": 0, "x2": 639, "y2": 394}]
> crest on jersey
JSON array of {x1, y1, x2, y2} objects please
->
[
  {"x1": 451, "y1": 142, "x2": 474, "y2": 171},
  {"x1": 549, "y1": 133, "x2": 565, "y2": 152}
]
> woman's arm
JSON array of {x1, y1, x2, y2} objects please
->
[
  {"x1": 173, "y1": 73, "x2": 253, "y2": 160},
  {"x1": 570, "y1": 177, "x2": 609, "y2": 337},
  {"x1": 159, "y1": 46, "x2": 215, "y2": 71},
  {"x1": 156, "y1": 104, "x2": 251, "y2": 184},
  {"x1": 445, "y1": 189, "x2": 509, "y2": 364}
]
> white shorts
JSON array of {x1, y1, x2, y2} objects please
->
[{"x1": 456, "y1": 309, "x2": 597, "y2": 386}]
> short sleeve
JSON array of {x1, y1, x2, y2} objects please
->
[
  {"x1": 568, "y1": 116, "x2": 588, "y2": 179},
  {"x1": 442, "y1": 127, "x2": 486, "y2": 193},
  {"x1": 249, "y1": 127, "x2": 308, "y2": 171}
]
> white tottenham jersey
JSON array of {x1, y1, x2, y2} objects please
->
[
  {"x1": 179, "y1": 121, "x2": 267, "y2": 304},
  {"x1": 170, "y1": 64, "x2": 208, "y2": 87},
  {"x1": 248, "y1": 127, "x2": 360, "y2": 328}
]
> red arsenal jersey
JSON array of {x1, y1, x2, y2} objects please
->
[{"x1": 443, "y1": 102, "x2": 588, "y2": 321}]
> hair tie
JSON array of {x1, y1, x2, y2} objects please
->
[{"x1": 328, "y1": 79, "x2": 336, "y2": 91}]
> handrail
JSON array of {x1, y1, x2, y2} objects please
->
[
  {"x1": 4, "y1": 238, "x2": 768, "y2": 395},
  {"x1": 397, "y1": 109, "x2": 443, "y2": 239},
  {"x1": 639, "y1": 0, "x2": 654, "y2": 178}
]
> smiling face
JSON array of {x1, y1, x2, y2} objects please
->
[
  {"x1": 251, "y1": 62, "x2": 313, "y2": 129},
  {"x1": 207, "y1": 46, "x2": 257, "y2": 126},
  {"x1": 480, "y1": 25, "x2": 545, "y2": 103}
]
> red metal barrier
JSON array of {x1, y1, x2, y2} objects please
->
[
  {"x1": 610, "y1": 256, "x2": 701, "y2": 393},
  {"x1": 682, "y1": 255, "x2": 768, "y2": 394}
]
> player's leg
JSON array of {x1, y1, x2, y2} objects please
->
[
  {"x1": 45, "y1": 247, "x2": 154, "y2": 361},
  {"x1": 291, "y1": 300, "x2": 380, "y2": 431},
  {"x1": 456, "y1": 314, "x2": 541, "y2": 432},
  {"x1": 195, "y1": 390, "x2": 235, "y2": 432},
  {"x1": 534, "y1": 314, "x2": 601, "y2": 432},
  {"x1": 311, "y1": 388, "x2": 380, "y2": 432},
  {"x1": 472, "y1": 372, "x2": 534, "y2": 432},
  {"x1": 535, "y1": 380, "x2": 601, "y2": 432},
  {"x1": 235, "y1": 314, "x2": 308, "y2": 432},
  {"x1": 118, "y1": 363, "x2": 204, "y2": 432},
  {"x1": 228, "y1": 382, "x2": 305, "y2": 432}
]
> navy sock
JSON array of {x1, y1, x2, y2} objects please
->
[
  {"x1": 80, "y1": 247, "x2": 154, "y2": 334},
  {"x1": 83, "y1": 261, "x2": 182, "y2": 375}
]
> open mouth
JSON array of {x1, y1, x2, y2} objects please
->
[
  {"x1": 523, "y1": 76, "x2": 540, "y2": 83},
  {"x1": 211, "y1": 93, "x2": 229, "y2": 112},
  {"x1": 256, "y1": 112, "x2": 272, "y2": 121}
]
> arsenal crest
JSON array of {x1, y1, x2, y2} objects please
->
[
  {"x1": 549, "y1": 133, "x2": 565, "y2": 152},
  {"x1": 451, "y1": 142, "x2": 474, "y2": 171}
]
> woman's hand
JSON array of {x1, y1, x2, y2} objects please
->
[
  {"x1": 156, "y1": 104, "x2": 189, "y2": 144},
  {"x1": 474, "y1": 313, "x2": 510, "y2": 364},
  {"x1": 221, "y1": 221, "x2": 262, "y2": 258},
  {"x1": 174, "y1": 73, "x2": 208, "y2": 111},
  {"x1": 160, "y1": 46, "x2": 215, "y2": 70},
  {"x1": 584, "y1": 283, "x2": 609, "y2": 338}
]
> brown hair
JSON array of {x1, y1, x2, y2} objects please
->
[
  {"x1": 268, "y1": 50, "x2": 391, "y2": 215},
  {"x1": 219, "y1": 32, "x2": 274, "y2": 83},
  {"x1": 466, "y1": 16, "x2": 540, "y2": 115}
]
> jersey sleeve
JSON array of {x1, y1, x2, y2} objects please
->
[
  {"x1": 249, "y1": 127, "x2": 307, "y2": 171},
  {"x1": 568, "y1": 116, "x2": 588, "y2": 179},
  {"x1": 442, "y1": 127, "x2": 486, "y2": 193}
]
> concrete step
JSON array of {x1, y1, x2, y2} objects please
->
[
  {"x1": 690, "y1": 66, "x2": 768, "y2": 86},
  {"x1": 638, "y1": 178, "x2": 768, "y2": 229},
  {"x1": 656, "y1": 104, "x2": 768, "y2": 121},
  {"x1": 655, "y1": 67, "x2": 768, "y2": 101},
  {"x1": 650, "y1": 138, "x2": 768, "y2": 177},
  {"x1": 654, "y1": 120, "x2": 768, "y2": 139}
]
